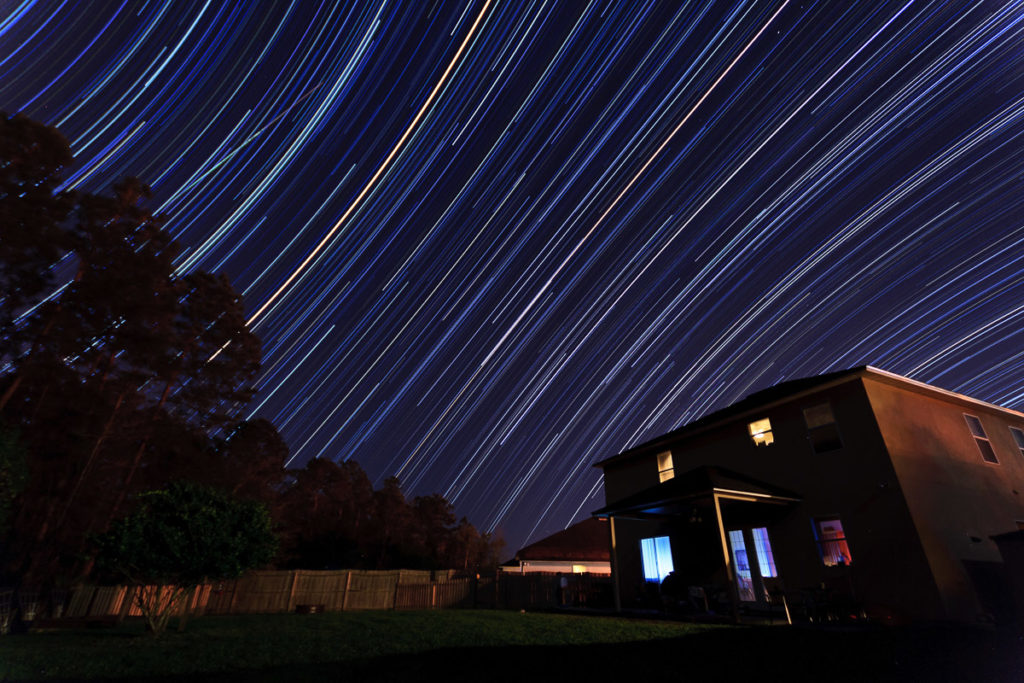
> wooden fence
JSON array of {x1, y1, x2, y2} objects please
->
[{"x1": 31, "y1": 570, "x2": 611, "y2": 621}]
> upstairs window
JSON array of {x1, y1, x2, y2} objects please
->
[
  {"x1": 964, "y1": 414, "x2": 998, "y2": 464},
  {"x1": 804, "y1": 402, "x2": 842, "y2": 453},
  {"x1": 1010, "y1": 427, "x2": 1024, "y2": 457},
  {"x1": 814, "y1": 517, "x2": 852, "y2": 567},
  {"x1": 748, "y1": 418, "x2": 774, "y2": 447},
  {"x1": 657, "y1": 451, "x2": 674, "y2": 482}
]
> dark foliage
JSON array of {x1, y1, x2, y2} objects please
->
[
  {"x1": 0, "y1": 113, "x2": 500, "y2": 586},
  {"x1": 0, "y1": 114, "x2": 261, "y2": 583},
  {"x1": 93, "y1": 481, "x2": 276, "y2": 635},
  {"x1": 0, "y1": 113, "x2": 75, "y2": 363},
  {"x1": 276, "y1": 457, "x2": 504, "y2": 571}
]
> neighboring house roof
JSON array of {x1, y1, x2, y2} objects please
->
[
  {"x1": 592, "y1": 465, "x2": 800, "y2": 518},
  {"x1": 514, "y1": 518, "x2": 610, "y2": 562},
  {"x1": 594, "y1": 365, "x2": 1024, "y2": 469}
]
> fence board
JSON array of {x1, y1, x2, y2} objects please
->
[{"x1": 50, "y1": 571, "x2": 611, "y2": 620}]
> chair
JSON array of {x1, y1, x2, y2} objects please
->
[{"x1": 761, "y1": 578, "x2": 791, "y2": 624}]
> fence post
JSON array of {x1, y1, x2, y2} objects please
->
[
  {"x1": 228, "y1": 579, "x2": 240, "y2": 614},
  {"x1": 341, "y1": 571, "x2": 352, "y2": 612},
  {"x1": 431, "y1": 583, "x2": 437, "y2": 610},
  {"x1": 286, "y1": 571, "x2": 299, "y2": 613},
  {"x1": 116, "y1": 586, "x2": 134, "y2": 623}
]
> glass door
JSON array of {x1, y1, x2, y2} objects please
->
[
  {"x1": 728, "y1": 527, "x2": 779, "y2": 603},
  {"x1": 727, "y1": 530, "x2": 756, "y2": 602}
]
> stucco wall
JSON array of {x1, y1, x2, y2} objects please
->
[{"x1": 863, "y1": 377, "x2": 1024, "y2": 622}]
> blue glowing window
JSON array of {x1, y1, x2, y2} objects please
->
[
  {"x1": 640, "y1": 536, "x2": 674, "y2": 583},
  {"x1": 752, "y1": 527, "x2": 778, "y2": 578}
]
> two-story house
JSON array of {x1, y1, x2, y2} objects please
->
[{"x1": 593, "y1": 367, "x2": 1024, "y2": 623}]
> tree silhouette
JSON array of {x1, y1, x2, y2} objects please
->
[
  {"x1": 93, "y1": 481, "x2": 276, "y2": 636},
  {"x1": 0, "y1": 113, "x2": 74, "y2": 366},
  {"x1": 0, "y1": 116, "x2": 262, "y2": 584}
]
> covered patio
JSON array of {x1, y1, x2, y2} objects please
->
[{"x1": 594, "y1": 466, "x2": 800, "y2": 621}]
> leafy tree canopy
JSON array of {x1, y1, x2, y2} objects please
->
[{"x1": 94, "y1": 481, "x2": 276, "y2": 588}]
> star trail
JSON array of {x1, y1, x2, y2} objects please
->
[{"x1": 5, "y1": 1, "x2": 1024, "y2": 551}]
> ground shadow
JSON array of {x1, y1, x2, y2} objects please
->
[{"x1": 78, "y1": 623, "x2": 1023, "y2": 683}]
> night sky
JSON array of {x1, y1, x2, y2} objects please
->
[{"x1": 5, "y1": 1, "x2": 1024, "y2": 552}]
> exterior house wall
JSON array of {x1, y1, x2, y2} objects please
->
[
  {"x1": 603, "y1": 455, "x2": 661, "y2": 505},
  {"x1": 600, "y1": 374, "x2": 946, "y2": 621},
  {"x1": 863, "y1": 377, "x2": 1024, "y2": 621}
]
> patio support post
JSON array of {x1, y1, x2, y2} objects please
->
[
  {"x1": 608, "y1": 515, "x2": 622, "y2": 613},
  {"x1": 712, "y1": 493, "x2": 740, "y2": 623}
]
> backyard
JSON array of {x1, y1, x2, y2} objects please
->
[{"x1": 2, "y1": 610, "x2": 1021, "y2": 682}]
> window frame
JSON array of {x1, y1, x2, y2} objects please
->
[
  {"x1": 1009, "y1": 427, "x2": 1024, "y2": 458},
  {"x1": 803, "y1": 402, "x2": 843, "y2": 453},
  {"x1": 748, "y1": 418, "x2": 774, "y2": 447},
  {"x1": 656, "y1": 451, "x2": 674, "y2": 483},
  {"x1": 812, "y1": 516, "x2": 853, "y2": 567},
  {"x1": 640, "y1": 536, "x2": 674, "y2": 583},
  {"x1": 964, "y1": 414, "x2": 999, "y2": 464}
]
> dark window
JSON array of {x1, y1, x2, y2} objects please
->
[
  {"x1": 964, "y1": 414, "x2": 998, "y2": 464},
  {"x1": 804, "y1": 403, "x2": 842, "y2": 453},
  {"x1": 1009, "y1": 427, "x2": 1024, "y2": 457}
]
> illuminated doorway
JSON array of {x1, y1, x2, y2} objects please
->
[{"x1": 727, "y1": 527, "x2": 778, "y2": 603}]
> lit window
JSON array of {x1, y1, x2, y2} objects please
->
[
  {"x1": 964, "y1": 414, "x2": 998, "y2": 464},
  {"x1": 728, "y1": 530, "x2": 755, "y2": 601},
  {"x1": 640, "y1": 536, "x2": 674, "y2": 583},
  {"x1": 748, "y1": 418, "x2": 774, "y2": 447},
  {"x1": 572, "y1": 564, "x2": 587, "y2": 574},
  {"x1": 814, "y1": 517, "x2": 852, "y2": 567},
  {"x1": 804, "y1": 403, "x2": 842, "y2": 453},
  {"x1": 657, "y1": 451, "x2": 674, "y2": 482},
  {"x1": 1010, "y1": 427, "x2": 1024, "y2": 457},
  {"x1": 751, "y1": 527, "x2": 778, "y2": 578}
]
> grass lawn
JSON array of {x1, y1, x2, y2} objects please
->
[{"x1": 2, "y1": 610, "x2": 1021, "y2": 682}]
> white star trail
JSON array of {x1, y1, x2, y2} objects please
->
[{"x1": 6, "y1": 1, "x2": 1024, "y2": 550}]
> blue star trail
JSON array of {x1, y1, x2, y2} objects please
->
[{"x1": 5, "y1": 1, "x2": 1024, "y2": 550}]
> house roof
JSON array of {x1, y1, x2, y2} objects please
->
[
  {"x1": 594, "y1": 366, "x2": 1024, "y2": 469},
  {"x1": 514, "y1": 517, "x2": 610, "y2": 562},
  {"x1": 592, "y1": 465, "x2": 800, "y2": 518}
]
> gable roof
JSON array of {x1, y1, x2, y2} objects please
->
[{"x1": 514, "y1": 517, "x2": 610, "y2": 562}]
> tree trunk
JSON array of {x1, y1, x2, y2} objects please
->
[{"x1": 56, "y1": 391, "x2": 125, "y2": 531}]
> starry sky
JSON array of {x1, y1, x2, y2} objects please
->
[{"x1": 5, "y1": 1, "x2": 1024, "y2": 551}]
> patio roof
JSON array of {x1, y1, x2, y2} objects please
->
[{"x1": 592, "y1": 465, "x2": 800, "y2": 519}]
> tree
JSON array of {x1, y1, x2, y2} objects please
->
[
  {"x1": 93, "y1": 481, "x2": 276, "y2": 636},
  {"x1": 0, "y1": 112, "x2": 75, "y2": 365},
  {"x1": 0, "y1": 423, "x2": 28, "y2": 535},
  {"x1": 0, "y1": 114, "x2": 264, "y2": 582},
  {"x1": 212, "y1": 418, "x2": 289, "y2": 508},
  {"x1": 277, "y1": 457, "x2": 372, "y2": 568},
  {"x1": 368, "y1": 476, "x2": 413, "y2": 569},
  {"x1": 409, "y1": 494, "x2": 456, "y2": 568}
]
